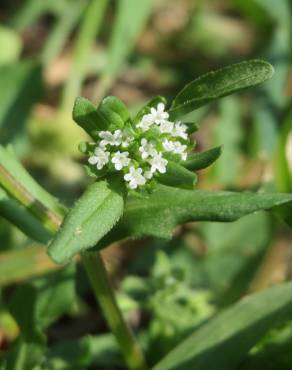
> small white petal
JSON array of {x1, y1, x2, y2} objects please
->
[
  {"x1": 172, "y1": 121, "x2": 188, "y2": 139},
  {"x1": 88, "y1": 156, "x2": 98, "y2": 165},
  {"x1": 144, "y1": 170, "x2": 153, "y2": 179},
  {"x1": 139, "y1": 139, "x2": 157, "y2": 159},
  {"x1": 159, "y1": 120, "x2": 174, "y2": 134},
  {"x1": 148, "y1": 153, "x2": 168, "y2": 174},
  {"x1": 112, "y1": 151, "x2": 130, "y2": 171},
  {"x1": 124, "y1": 166, "x2": 146, "y2": 188}
]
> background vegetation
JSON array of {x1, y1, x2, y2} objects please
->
[{"x1": 0, "y1": 0, "x2": 291, "y2": 369}]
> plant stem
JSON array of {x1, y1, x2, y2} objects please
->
[
  {"x1": 83, "y1": 252, "x2": 148, "y2": 370},
  {"x1": 0, "y1": 164, "x2": 62, "y2": 234},
  {"x1": 0, "y1": 160, "x2": 147, "y2": 370}
]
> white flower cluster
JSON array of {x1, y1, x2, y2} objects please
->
[{"x1": 88, "y1": 103, "x2": 189, "y2": 189}]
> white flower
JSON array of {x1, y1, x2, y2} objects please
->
[
  {"x1": 172, "y1": 121, "x2": 188, "y2": 139},
  {"x1": 148, "y1": 152, "x2": 168, "y2": 174},
  {"x1": 159, "y1": 120, "x2": 174, "y2": 134},
  {"x1": 88, "y1": 147, "x2": 110, "y2": 170},
  {"x1": 144, "y1": 170, "x2": 153, "y2": 179},
  {"x1": 172, "y1": 141, "x2": 188, "y2": 160},
  {"x1": 139, "y1": 138, "x2": 157, "y2": 159},
  {"x1": 150, "y1": 103, "x2": 169, "y2": 125},
  {"x1": 121, "y1": 130, "x2": 134, "y2": 148},
  {"x1": 136, "y1": 114, "x2": 154, "y2": 131},
  {"x1": 124, "y1": 167, "x2": 146, "y2": 189},
  {"x1": 162, "y1": 139, "x2": 187, "y2": 160},
  {"x1": 162, "y1": 139, "x2": 175, "y2": 152},
  {"x1": 99, "y1": 130, "x2": 122, "y2": 147},
  {"x1": 111, "y1": 151, "x2": 130, "y2": 170}
]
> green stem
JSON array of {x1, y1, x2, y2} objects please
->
[
  {"x1": 83, "y1": 252, "x2": 148, "y2": 370},
  {"x1": 0, "y1": 161, "x2": 147, "y2": 370},
  {"x1": 0, "y1": 165, "x2": 62, "y2": 234}
]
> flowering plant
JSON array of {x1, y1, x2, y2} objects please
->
[
  {"x1": 83, "y1": 101, "x2": 191, "y2": 190},
  {"x1": 46, "y1": 59, "x2": 292, "y2": 265},
  {"x1": 1, "y1": 59, "x2": 292, "y2": 370}
]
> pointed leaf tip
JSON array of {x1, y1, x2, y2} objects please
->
[{"x1": 169, "y1": 59, "x2": 275, "y2": 119}]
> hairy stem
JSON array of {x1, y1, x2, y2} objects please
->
[{"x1": 0, "y1": 162, "x2": 147, "y2": 370}]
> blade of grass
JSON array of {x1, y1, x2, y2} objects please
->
[
  {"x1": 61, "y1": 0, "x2": 109, "y2": 112},
  {"x1": 41, "y1": 0, "x2": 87, "y2": 65}
]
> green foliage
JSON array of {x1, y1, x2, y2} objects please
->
[
  {"x1": 48, "y1": 180, "x2": 124, "y2": 263},
  {"x1": 169, "y1": 60, "x2": 274, "y2": 119},
  {"x1": 3, "y1": 265, "x2": 75, "y2": 370},
  {"x1": 158, "y1": 162, "x2": 197, "y2": 188},
  {"x1": 0, "y1": 4, "x2": 291, "y2": 366},
  {"x1": 73, "y1": 96, "x2": 106, "y2": 139},
  {"x1": 98, "y1": 96, "x2": 130, "y2": 130},
  {"x1": 184, "y1": 146, "x2": 222, "y2": 171},
  {"x1": 0, "y1": 62, "x2": 42, "y2": 146},
  {"x1": 97, "y1": 0, "x2": 152, "y2": 97},
  {"x1": 101, "y1": 185, "x2": 292, "y2": 243},
  {"x1": 153, "y1": 281, "x2": 292, "y2": 370}
]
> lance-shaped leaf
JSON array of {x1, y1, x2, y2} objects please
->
[
  {"x1": 152, "y1": 281, "x2": 292, "y2": 370},
  {"x1": 99, "y1": 185, "x2": 292, "y2": 245},
  {"x1": 169, "y1": 60, "x2": 274, "y2": 119},
  {"x1": 184, "y1": 146, "x2": 222, "y2": 171},
  {"x1": 158, "y1": 161, "x2": 197, "y2": 188},
  {"x1": 48, "y1": 180, "x2": 124, "y2": 264}
]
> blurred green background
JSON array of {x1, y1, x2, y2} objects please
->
[{"x1": 0, "y1": 0, "x2": 291, "y2": 369}]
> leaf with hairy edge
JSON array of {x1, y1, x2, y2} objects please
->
[
  {"x1": 169, "y1": 60, "x2": 274, "y2": 119},
  {"x1": 98, "y1": 185, "x2": 292, "y2": 246},
  {"x1": 48, "y1": 180, "x2": 124, "y2": 264},
  {"x1": 184, "y1": 146, "x2": 222, "y2": 171},
  {"x1": 152, "y1": 282, "x2": 292, "y2": 370}
]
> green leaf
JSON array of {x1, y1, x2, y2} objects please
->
[
  {"x1": 0, "y1": 61, "x2": 43, "y2": 145},
  {"x1": 98, "y1": 96, "x2": 130, "y2": 129},
  {"x1": 0, "y1": 187, "x2": 50, "y2": 243},
  {"x1": 100, "y1": 185, "x2": 292, "y2": 244},
  {"x1": 184, "y1": 146, "x2": 222, "y2": 171},
  {"x1": 169, "y1": 60, "x2": 274, "y2": 119},
  {"x1": 48, "y1": 180, "x2": 124, "y2": 264},
  {"x1": 5, "y1": 265, "x2": 75, "y2": 370},
  {"x1": 0, "y1": 145, "x2": 66, "y2": 221},
  {"x1": 9, "y1": 265, "x2": 75, "y2": 334},
  {"x1": 47, "y1": 334, "x2": 121, "y2": 369},
  {"x1": 152, "y1": 281, "x2": 292, "y2": 370},
  {"x1": 158, "y1": 162, "x2": 197, "y2": 188},
  {"x1": 0, "y1": 245, "x2": 57, "y2": 287},
  {"x1": 73, "y1": 96, "x2": 107, "y2": 138}
]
